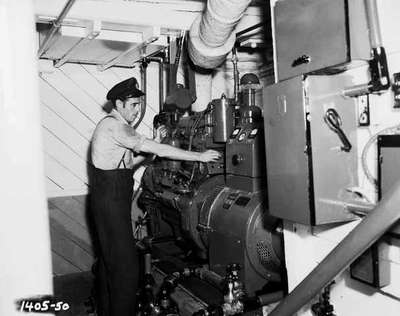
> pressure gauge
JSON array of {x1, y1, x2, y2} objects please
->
[
  {"x1": 230, "y1": 128, "x2": 241, "y2": 139},
  {"x1": 248, "y1": 128, "x2": 258, "y2": 139},
  {"x1": 238, "y1": 132, "x2": 246, "y2": 142}
]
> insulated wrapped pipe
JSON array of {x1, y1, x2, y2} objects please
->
[
  {"x1": 188, "y1": 0, "x2": 251, "y2": 69},
  {"x1": 199, "y1": 0, "x2": 251, "y2": 47}
]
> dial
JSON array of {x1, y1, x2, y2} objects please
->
[{"x1": 238, "y1": 132, "x2": 246, "y2": 142}]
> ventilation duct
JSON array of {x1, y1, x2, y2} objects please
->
[{"x1": 188, "y1": 0, "x2": 251, "y2": 69}]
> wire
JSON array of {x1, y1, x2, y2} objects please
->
[{"x1": 323, "y1": 108, "x2": 352, "y2": 152}]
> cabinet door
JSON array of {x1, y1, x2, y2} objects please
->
[
  {"x1": 274, "y1": 0, "x2": 348, "y2": 81},
  {"x1": 263, "y1": 77, "x2": 313, "y2": 225}
]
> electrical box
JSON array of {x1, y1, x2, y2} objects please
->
[
  {"x1": 226, "y1": 127, "x2": 265, "y2": 179},
  {"x1": 349, "y1": 135, "x2": 400, "y2": 288},
  {"x1": 273, "y1": 0, "x2": 370, "y2": 81},
  {"x1": 263, "y1": 74, "x2": 361, "y2": 225},
  {"x1": 378, "y1": 135, "x2": 400, "y2": 237},
  {"x1": 350, "y1": 241, "x2": 391, "y2": 288}
]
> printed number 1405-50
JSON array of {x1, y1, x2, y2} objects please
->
[{"x1": 20, "y1": 299, "x2": 70, "y2": 312}]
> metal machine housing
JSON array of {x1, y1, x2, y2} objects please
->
[{"x1": 263, "y1": 74, "x2": 360, "y2": 225}]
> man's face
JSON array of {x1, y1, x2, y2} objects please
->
[{"x1": 116, "y1": 97, "x2": 141, "y2": 124}]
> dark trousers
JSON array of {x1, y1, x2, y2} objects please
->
[{"x1": 91, "y1": 167, "x2": 139, "y2": 316}]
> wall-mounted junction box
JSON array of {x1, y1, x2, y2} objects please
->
[
  {"x1": 273, "y1": 0, "x2": 370, "y2": 82},
  {"x1": 350, "y1": 241, "x2": 390, "y2": 288},
  {"x1": 349, "y1": 135, "x2": 400, "y2": 288},
  {"x1": 263, "y1": 74, "x2": 361, "y2": 225},
  {"x1": 378, "y1": 135, "x2": 400, "y2": 237}
]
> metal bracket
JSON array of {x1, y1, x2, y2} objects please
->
[
  {"x1": 54, "y1": 20, "x2": 102, "y2": 68},
  {"x1": 357, "y1": 94, "x2": 370, "y2": 126},
  {"x1": 98, "y1": 26, "x2": 160, "y2": 71}
]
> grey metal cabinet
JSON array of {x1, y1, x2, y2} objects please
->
[
  {"x1": 273, "y1": 0, "x2": 370, "y2": 81},
  {"x1": 263, "y1": 75, "x2": 361, "y2": 225}
]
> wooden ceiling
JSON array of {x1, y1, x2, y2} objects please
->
[{"x1": 34, "y1": 0, "x2": 269, "y2": 69}]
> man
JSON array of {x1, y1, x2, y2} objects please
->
[{"x1": 90, "y1": 77, "x2": 220, "y2": 316}]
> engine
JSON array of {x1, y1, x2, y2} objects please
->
[{"x1": 138, "y1": 74, "x2": 285, "y2": 304}]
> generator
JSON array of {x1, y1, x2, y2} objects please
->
[{"x1": 137, "y1": 74, "x2": 284, "y2": 310}]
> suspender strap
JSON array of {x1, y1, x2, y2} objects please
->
[{"x1": 117, "y1": 150, "x2": 127, "y2": 169}]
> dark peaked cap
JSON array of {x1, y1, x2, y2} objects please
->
[{"x1": 106, "y1": 77, "x2": 145, "y2": 101}]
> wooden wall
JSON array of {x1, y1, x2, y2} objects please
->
[
  {"x1": 39, "y1": 62, "x2": 160, "y2": 197},
  {"x1": 48, "y1": 195, "x2": 93, "y2": 275},
  {"x1": 39, "y1": 62, "x2": 160, "y2": 274}
]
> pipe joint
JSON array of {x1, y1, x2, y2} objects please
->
[
  {"x1": 188, "y1": 0, "x2": 251, "y2": 69},
  {"x1": 189, "y1": 16, "x2": 236, "y2": 69}
]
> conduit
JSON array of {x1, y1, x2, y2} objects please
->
[
  {"x1": 188, "y1": 0, "x2": 251, "y2": 69},
  {"x1": 135, "y1": 60, "x2": 148, "y2": 129},
  {"x1": 365, "y1": 0, "x2": 382, "y2": 48},
  {"x1": 146, "y1": 57, "x2": 165, "y2": 112},
  {"x1": 268, "y1": 180, "x2": 400, "y2": 316}
]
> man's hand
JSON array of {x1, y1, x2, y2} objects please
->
[
  {"x1": 154, "y1": 125, "x2": 168, "y2": 143},
  {"x1": 198, "y1": 150, "x2": 221, "y2": 163}
]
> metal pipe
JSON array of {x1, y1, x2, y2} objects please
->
[
  {"x1": 37, "y1": 0, "x2": 77, "y2": 57},
  {"x1": 188, "y1": 0, "x2": 252, "y2": 69},
  {"x1": 198, "y1": 269, "x2": 224, "y2": 290},
  {"x1": 365, "y1": 0, "x2": 382, "y2": 48},
  {"x1": 269, "y1": 180, "x2": 400, "y2": 316},
  {"x1": 147, "y1": 57, "x2": 165, "y2": 112},
  {"x1": 135, "y1": 60, "x2": 148, "y2": 129},
  {"x1": 258, "y1": 291, "x2": 284, "y2": 306},
  {"x1": 232, "y1": 47, "x2": 239, "y2": 104},
  {"x1": 144, "y1": 253, "x2": 152, "y2": 275},
  {"x1": 147, "y1": 57, "x2": 164, "y2": 63},
  {"x1": 235, "y1": 22, "x2": 263, "y2": 38},
  {"x1": 243, "y1": 291, "x2": 284, "y2": 312},
  {"x1": 159, "y1": 61, "x2": 164, "y2": 112},
  {"x1": 342, "y1": 83, "x2": 372, "y2": 97},
  {"x1": 1, "y1": 1, "x2": 53, "y2": 315},
  {"x1": 343, "y1": 0, "x2": 389, "y2": 96}
]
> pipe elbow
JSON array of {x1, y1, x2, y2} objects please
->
[
  {"x1": 188, "y1": 0, "x2": 251, "y2": 69},
  {"x1": 188, "y1": 15, "x2": 236, "y2": 69}
]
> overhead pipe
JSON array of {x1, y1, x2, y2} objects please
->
[
  {"x1": 37, "y1": 0, "x2": 77, "y2": 57},
  {"x1": 342, "y1": 0, "x2": 389, "y2": 97},
  {"x1": 365, "y1": 0, "x2": 382, "y2": 48},
  {"x1": 269, "y1": 180, "x2": 400, "y2": 316},
  {"x1": 232, "y1": 47, "x2": 239, "y2": 104},
  {"x1": 135, "y1": 60, "x2": 148, "y2": 129},
  {"x1": 188, "y1": 0, "x2": 252, "y2": 69}
]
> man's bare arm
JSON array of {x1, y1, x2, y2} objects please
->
[
  {"x1": 140, "y1": 139, "x2": 220, "y2": 163},
  {"x1": 113, "y1": 123, "x2": 220, "y2": 163},
  {"x1": 112, "y1": 124, "x2": 146, "y2": 151}
]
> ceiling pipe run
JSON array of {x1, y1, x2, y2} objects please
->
[
  {"x1": 188, "y1": 0, "x2": 251, "y2": 69},
  {"x1": 37, "y1": 0, "x2": 77, "y2": 57}
]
